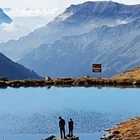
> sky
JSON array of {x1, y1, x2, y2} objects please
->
[{"x1": 1, "y1": 0, "x2": 140, "y2": 9}]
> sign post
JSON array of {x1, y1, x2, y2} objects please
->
[{"x1": 92, "y1": 64, "x2": 102, "y2": 78}]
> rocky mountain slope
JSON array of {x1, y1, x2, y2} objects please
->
[
  {"x1": 18, "y1": 19, "x2": 140, "y2": 78},
  {"x1": 1, "y1": 1, "x2": 140, "y2": 61},
  {"x1": 0, "y1": 53, "x2": 41, "y2": 80},
  {"x1": 0, "y1": 8, "x2": 12, "y2": 24}
]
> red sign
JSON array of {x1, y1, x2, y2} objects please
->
[{"x1": 92, "y1": 64, "x2": 102, "y2": 72}]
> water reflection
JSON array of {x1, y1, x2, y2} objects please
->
[{"x1": 1, "y1": 84, "x2": 140, "y2": 90}]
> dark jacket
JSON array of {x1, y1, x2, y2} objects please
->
[
  {"x1": 59, "y1": 119, "x2": 65, "y2": 128},
  {"x1": 68, "y1": 120, "x2": 74, "y2": 130}
]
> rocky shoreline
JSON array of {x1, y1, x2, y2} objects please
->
[
  {"x1": 0, "y1": 67, "x2": 140, "y2": 88},
  {"x1": 42, "y1": 135, "x2": 79, "y2": 140},
  {"x1": 101, "y1": 117, "x2": 140, "y2": 140},
  {"x1": 0, "y1": 77, "x2": 140, "y2": 88},
  {"x1": 41, "y1": 117, "x2": 140, "y2": 140}
]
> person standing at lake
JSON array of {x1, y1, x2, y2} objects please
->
[
  {"x1": 59, "y1": 116, "x2": 66, "y2": 139},
  {"x1": 68, "y1": 118, "x2": 74, "y2": 137}
]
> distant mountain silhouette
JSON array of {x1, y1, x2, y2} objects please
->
[
  {"x1": 0, "y1": 8, "x2": 12, "y2": 24},
  {"x1": 0, "y1": 53, "x2": 41, "y2": 80}
]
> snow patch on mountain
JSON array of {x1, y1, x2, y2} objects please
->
[
  {"x1": 56, "y1": 12, "x2": 73, "y2": 21},
  {"x1": 116, "y1": 19, "x2": 128, "y2": 25}
]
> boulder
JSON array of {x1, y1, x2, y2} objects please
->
[
  {"x1": 101, "y1": 131, "x2": 120, "y2": 140},
  {"x1": 53, "y1": 136, "x2": 79, "y2": 140},
  {"x1": 100, "y1": 133, "x2": 115, "y2": 140},
  {"x1": 42, "y1": 135, "x2": 55, "y2": 140},
  {"x1": 84, "y1": 76, "x2": 89, "y2": 78},
  {"x1": 45, "y1": 76, "x2": 52, "y2": 81},
  {"x1": 112, "y1": 131, "x2": 120, "y2": 135},
  {"x1": 104, "y1": 128, "x2": 111, "y2": 132}
]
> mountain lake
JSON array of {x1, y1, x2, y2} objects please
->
[{"x1": 0, "y1": 87, "x2": 140, "y2": 140}]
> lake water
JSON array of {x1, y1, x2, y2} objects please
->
[{"x1": 0, "y1": 87, "x2": 140, "y2": 140}]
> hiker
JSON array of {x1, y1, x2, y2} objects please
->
[
  {"x1": 59, "y1": 116, "x2": 66, "y2": 139},
  {"x1": 68, "y1": 118, "x2": 74, "y2": 137}
]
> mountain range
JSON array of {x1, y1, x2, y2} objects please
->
[
  {"x1": 0, "y1": 8, "x2": 12, "y2": 24},
  {"x1": 1, "y1": 1, "x2": 140, "y2": 78},
  {"x1": 1, "y1": 1, "x2": 140, "y2": 61},
  {"x1": 18, "y1": 19, "x2": 140, "y2": 77},
  {"x1": 0, "y1": 53, "x2": 41, "y2": 80},
  {"x1": 0, "y1": 9, "x2": 41, "y2": 80}
]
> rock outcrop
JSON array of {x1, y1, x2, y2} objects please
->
[
  {"x1": 113, "y1": 67, "x2": 140, "y2": 80},
  {"x1": 42, "y1": 135, "x2": 79, "y2": 140},
  {"x1": 101, "y1": 117, "x2": 140, "y2": 140}
]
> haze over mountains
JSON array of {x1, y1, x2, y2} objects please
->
[
  {"x1": 1, "y1": 1, "x2": 140, "y2": 61},
  {"x1": 0, "y1": 8, "x2": 60, "y2": 43},
  {"x1": 0, "y1": 9, "x2": 41, "y2": 79},
  {"x1": 18, "y1": 19, "x2": 140, "y2": 77},
  {"x1": 1, "y1": 1, "x2": 140, "y2": 78}
]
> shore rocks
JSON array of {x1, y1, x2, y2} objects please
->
[
  {"x1": 101, "y1": 117, "x2": 140, "y2": 140},
  {"x1": 101, "y1": 131, "x2": 120, "y2": 140},
  {"x1": 100, "y1": 133, "x2": 116, "y2": 140},
  {"x1": 42, "y1": 135, "x2": 55, "y2": 140},
  {"x1": 42, "y1": 135, "x2": 79, "y2": 140},
  {"x1": 45, "y1": 76, "x2": 52, "y2": 81},
  {"x1": 0, "y1": 81, "x2": 8, "y2": 88},
  {"x1": 104, "y1": 128, "x2": 111, "y2": 132},
  {"x1": 0, "y1": 76, "x2": 8, "y2": 81},
  {"x1": 0, "y1": 77, "x2": 140, "y2": 88},
  {"x1": 112, "y1": 131, "x2": 120, "y2": 135},
  {"x1": 101, "y1": 128, "x2": 121, "y2": 140},
  {"x1": 84, "y1": 76, "x2": 89, "y2": 78}
]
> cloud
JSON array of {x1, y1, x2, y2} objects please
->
[
  {"x1": 1, "y1": 0, "x2": 140, "y2": 9},
  {"x1": 0, "y1": 23, "x2": 18, "y2": 32},
  {"x1": 0, "y1": 8, "x2": 62, "y2": 43},
  {"x1": 4, "y1": 8, "x2": 60, "y2": 18},
  {"x1": 0, "y1": 21, "x2": 33, "y2": 43}
]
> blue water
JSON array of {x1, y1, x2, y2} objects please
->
[{"x1": 0, "y1": 87, "x2": 140, "y2": 140}]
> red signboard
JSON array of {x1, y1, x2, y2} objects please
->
[{"x1": 92, "y1": 64, "x2": 102, "y2": 72}]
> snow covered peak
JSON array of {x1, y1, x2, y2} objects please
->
[
  {"x1": 64, "y1": 1, "x2": 124, "y2": 14},
  {"x1": 61, "y1": 1, "x2": 140, "y2": 22}
]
